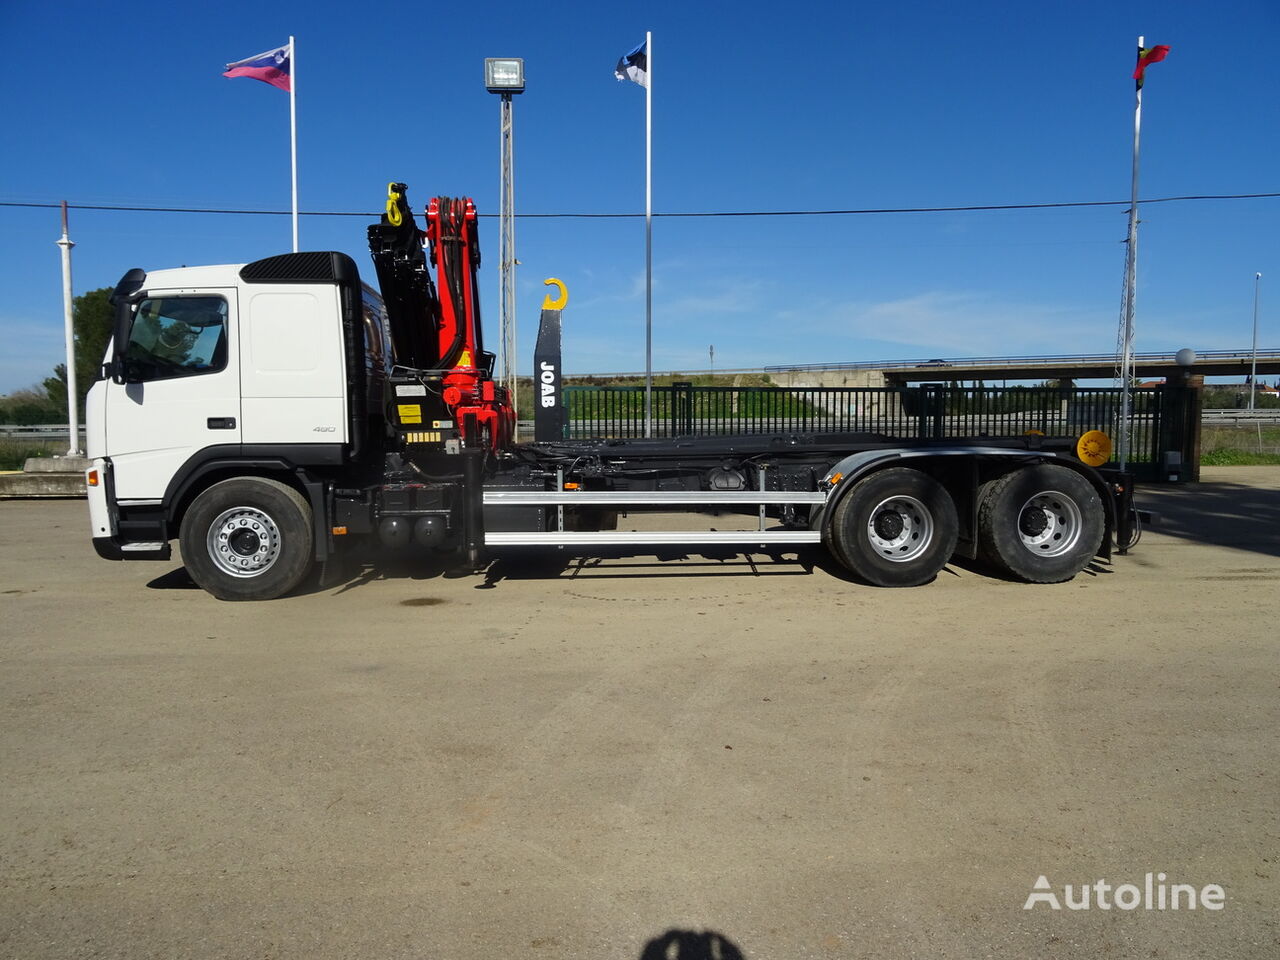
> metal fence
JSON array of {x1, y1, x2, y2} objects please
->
[
  {"x1": 0, "y1": 424, "x2": 87, "y2": 440},
  {"x1": 563, "y1": 382, "x2": 1165, "y2": 462}
]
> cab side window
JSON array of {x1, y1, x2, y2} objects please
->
[{"x1": 123, "y1": 297, "x2": 228, "y2": 381}]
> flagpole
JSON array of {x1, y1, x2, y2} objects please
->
[
  {"x1": 289, "y1": 35, "x2": 298, "y2": 253},
  {"x1": 1117, "y1": 35, "x2": 1144, "y2": 472},
  {"x1": 644, "y1": 30, "x2": 653, "y2": 438}
]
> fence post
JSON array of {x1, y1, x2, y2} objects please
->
[
  {"x1": 925, "y1": 384, "x2": 945, "y2": 439},
  {"x1": 1185, "y1": 376, "x2": 1203, "y2": 482},
  {"x1": 1159, "y1": 376, "x2": 1202, "y2": 483},
  {"x1": 672, "y1": 381, "x2": 694, "y2": 437}
]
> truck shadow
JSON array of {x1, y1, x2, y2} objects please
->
[
  {"x1": 148, "y1": 548, "x2": 845, "y2": 595},
  {"x1": 1134, "y1": 477, "x2": 1280, "y2": 559},
  {"x1": 145, "y1": 567, "x2": 202, "y2": 590},
  {"x1": 145, "y1": 548, "x2": 997, "y2": 594},
  {"x1": 148, "y1": 535, "x2": 1128, "y2": 597},
  {"x1": 479, "y1": 547, "x2": 826, "y2": 587}
]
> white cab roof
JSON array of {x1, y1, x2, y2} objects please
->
[{"x1": 143, "y1": 263, "x2": 247, "y2": 290}]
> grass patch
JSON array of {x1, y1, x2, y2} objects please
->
[
  {"x1": 1200, "y1": 424, "x2": 1280, "y2": 467},
  {"x1": 1200, "y1": 449, "x2": 1280, "y2": 466},
  {"x1": 0, "y1": 441, "x2": 53, "y2": 471}
]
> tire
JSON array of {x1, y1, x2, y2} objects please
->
[
  {"x1": 828, "y1": 467, "x2": 959, "y2": 587},
  {"x1": 977, "y1": 464, "x2": 1105, "y2": 583},
  {"x1": 179, "y1": 477, "x2": 314, "y2": 601}
]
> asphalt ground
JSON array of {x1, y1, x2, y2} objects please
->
[{"x1": 1, "y1": 467, "x2": 1278, "y2": 959}]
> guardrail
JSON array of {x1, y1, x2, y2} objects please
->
[
  {"x1": 1202, "y1": 410, "x2": 1280, "y2": 425},
  {"x1": 765, "y1": 349, "x2": 1280, "y2": 373}
]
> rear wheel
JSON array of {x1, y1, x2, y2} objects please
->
[
  {"x1": 179, "y1": 477, "x2": 314, "y2": 601},
  {"x1": 977, "y1": 464, "x2": 1104, "y2": 583},
  {"x1": 828, "y1": 468, "x2": 959, "y2": 587}
]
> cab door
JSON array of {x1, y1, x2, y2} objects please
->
[{"x1": 103, "y1": 290, "x2": 241, "y2": 500}]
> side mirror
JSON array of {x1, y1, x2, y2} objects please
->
[
  {"x1": 109, "y1": 348, "x2": 133, "y2": 386},
  {"x1": 108, "y1": 268, "x2": 146, "y2": 385}
]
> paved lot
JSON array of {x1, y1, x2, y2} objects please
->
[{"x1": 2, "y1": 467, "x2": 1278, "y2": 959}]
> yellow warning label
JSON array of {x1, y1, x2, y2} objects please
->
[
  {"x1": 404, "y1": 431, "x2": 442, "y2": 444},
  {"x1": 397, "y1": 404, "x2": 423, "y2": 424}
]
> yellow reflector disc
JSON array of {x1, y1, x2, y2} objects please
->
[{"x1": 1077, "y1": 430, "x2": 1112, "y2": 467}]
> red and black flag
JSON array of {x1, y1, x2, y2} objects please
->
[{"x1": 1133, "y1": 44, "x2": 1170, "y2": 89}]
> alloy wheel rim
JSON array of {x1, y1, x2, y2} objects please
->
[
  {"x1": 1016, "y1": 490, "x2": 1083, "y2": 558},
  {"x1": 207, "y1": 506, "x2": 282, "y2": 578},
  {"x1": 866, "y1": 495, "x2": 934, "y2": 562}
]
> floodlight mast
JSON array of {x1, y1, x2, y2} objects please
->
[
  {"x1": 1250, "y1": 272, "x2": 1262, "y2": 411},
  {"x1": 57, "y1": 201, "x2": 82, "y2": 456},
  {"x1": 485, "y1": 58, "x2": 524, "y2": 426}
]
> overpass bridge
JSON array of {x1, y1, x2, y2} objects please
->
[{"x1": 765, "y1": 349, "x2": 1280, "y2": 387}]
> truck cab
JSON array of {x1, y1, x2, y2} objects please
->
[{"x1": 86, "y1": 252, "x2": 390, "y2": 582}]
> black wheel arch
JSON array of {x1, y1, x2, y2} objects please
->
[{"x1": 161, "y1": 445, "x2": 334, "y2": 561}]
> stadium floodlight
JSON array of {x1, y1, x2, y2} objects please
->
[{"x1": 484, "y1": 58, "x2": 524, "y2": 94}]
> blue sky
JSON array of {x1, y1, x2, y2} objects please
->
[{"x1": 1, "y1": 0, "x2": 1276, "y2": 394}]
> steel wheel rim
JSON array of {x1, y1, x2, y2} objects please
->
[
  {"x1": 207, "y1": 506, "x2": 282, "y2": 578},
  {"x1": 1017, "y1": 490, "x2": 1083, "y2": 558},
  {"x1": 865, "y1": 495, "x2": 934, "y2": 562}
]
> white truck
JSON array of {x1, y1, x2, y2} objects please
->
[{"x1": 85, "y1": 186, "x2": 1132, "y2": 600}]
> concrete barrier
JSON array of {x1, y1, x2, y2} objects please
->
[{"x1": 0, "y1": 457, "x2": 89, "y2": 498}]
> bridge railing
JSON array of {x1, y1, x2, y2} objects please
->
[{"x1": 764, "y1": 349, "x2": 1280, "y2": 373}]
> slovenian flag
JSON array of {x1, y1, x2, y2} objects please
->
[
  {"x1": 223, "y1": 44, "x2": 292, "y2": 92},
  {"x1": 1132, "y1": 44, "x2": 1170, "y2": 89},
  {"x1": 615, "y1": 40, "x2": 647, "y2": 88}
]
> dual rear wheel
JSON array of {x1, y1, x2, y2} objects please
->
[
  {"x1": 827, "y1": 463, "x2": 1105, "y2": 586},
  {"x1": 828, "y1": 468, "x2": 959, "y2": 587},
  {"x1": 976, "y1": 463, "x2": 1105, "y2": 583}
]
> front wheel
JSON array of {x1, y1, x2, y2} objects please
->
[
  {"x1": 977, "y1": 464, "x2": 1105, "y2": 583},
  {"x1": 828, "y1": 467, "x2": 959, "y2": 587},
  {"x1": 179, "y1": 477, "x2": 314, "y2": 601}
]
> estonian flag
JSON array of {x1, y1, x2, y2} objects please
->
[
  {"x1": 615, "y1": 40, "x2": 648, "y2": 88},
  {"x1": 223, "y1": 44, "x2": 292, "y2": 92}
]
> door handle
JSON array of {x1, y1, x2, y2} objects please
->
[{"x1": 207, "y1": 417, "x2": 237, "y2": 430}]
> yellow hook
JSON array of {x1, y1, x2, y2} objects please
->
[
  {"x1": 542, "y1": 277, "x2": 568, "y2": 311},
  {"x1": 385, "y1": 182, "x2": 403, "y2": 227}
]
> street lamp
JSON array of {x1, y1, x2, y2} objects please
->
[
  {"x1": 485, "y1": 58, "x2": 524, "y2": 425},
  {"x1": 1250, "y1": 272, "x2": 1262, "y2": 411},
  {"x1": 1175, "y1": 348, "x2": 1197, "y2": 393}
]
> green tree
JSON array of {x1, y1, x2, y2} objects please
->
[
  {"x1": 42, "y1": 287, "x2": 114, "y2": 417},
  {"x1": 0, "y1": 384, "x2": 63, "y2": 425}
]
